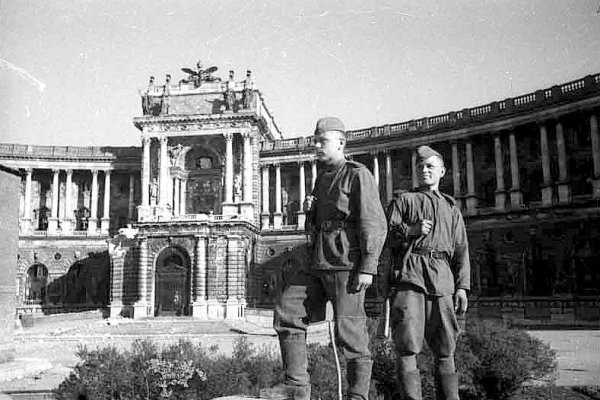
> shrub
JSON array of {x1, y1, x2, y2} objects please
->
[
  {"x1": 371, "y1": 318, "x2": 557, "y2": 400},
  {"x1": 56, "y1": 318, "x2": 557, "y2": 400}
]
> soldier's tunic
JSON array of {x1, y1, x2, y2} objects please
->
[
  {"x1": 387, "y1": 189, "x2": 470, "y2": 372},
  {"x1": 273, "y1": 158, "x2": 387, "y2": 400}
]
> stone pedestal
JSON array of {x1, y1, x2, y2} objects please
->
[
  {"x1": 239, "y1": 202, "x2": 254, "y2": 220},
  {"x1": 192, "y1": 299, "x2": 208, "y2": 319},
  {"x1": 132, "y1": 302, "x2": 149, "y2": 319},
  {"x1": 557, "y1": 182, "x2": 571, "y2": 203},
  {"x1": 273, "y1": 212, "x2": 283, "y2": 230},
  {"x1": 48, "y1": 217, "x2": 59, "y2": 234},
  {"x1": 207, "y1": 298, "x2": 223, "y2": 319},
  {"x1": 592, "y1": 179, "x2": 600, "y2": 199},
  {"x1": 100, "y1": 218, "x2": 110, "y2": 234},
  {"x1": 61, "y1": 218, "x2": 74, "y2": 234},
  {"x1": 541, "y1": 185, "x2": 553, "y2": 206},
  {"x1": 509, "y1": 189, "x2": 523, "y2": 208},
  {"x1": 19, "y1": 218, "x2": 32, "y2": 235},
  {"x1": 87, "y1": 218, "x2": 98, "y2": 234},
  {"x1": 494, "y1": 191, "x2": 506, "y2": 211},
  {"x1": 221, "y1": 202, "x2": 238, "y2": 216},
  {"x1": 261, "y1": 213, "x2": 271, "y2": 230},
  {"x1": 109, "y1": 301, "x2": 123, "y2": 318},
  {"x1": 296, "y1": 212, "x2": 306, "y2": 230},
  {"x1": 136, "y1": 205, "x2": 151, "y2": 222},
  {"x1": 226, "y1": 298, "x2": 244, "y2": 320}
]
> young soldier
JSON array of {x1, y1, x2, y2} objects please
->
[
  {"x1": 264, "y1": 116, "x2": 387, "y2": 400},
  {"x1": 386, "y1": 145, "x2": 470, "y2": 400}
]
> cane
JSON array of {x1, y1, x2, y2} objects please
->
[{"x1": 328, "y1": 318, "x2": 343, "y2": 400}]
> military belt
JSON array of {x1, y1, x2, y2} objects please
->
[
  {"x1": 318, "y1": 220, "x2": 355, "y2": 231},
  {"x1": 412, "y1": 247, "x2": 449, "y2": 260}
]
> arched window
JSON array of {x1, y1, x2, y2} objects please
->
[{"x1": 25, "y1": 264, "x2": 48, "y2": 303}]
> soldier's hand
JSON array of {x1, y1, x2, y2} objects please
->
[
  {"x1": 454, "y1": 288, "x2": 468, "y2": 315},
  {"x1": 349, "y1": 273, "x2": 373, "y2": 293},
  {"x1": 408, "y1": 219, "x2": 433, "y2": 236},
  {"x1": 303, "y1": 195, "x2": 316, "y2": 213}
]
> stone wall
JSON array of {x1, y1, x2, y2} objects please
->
[{"x1": 0, "y1": 166, "x2": 19, "y2": 363}]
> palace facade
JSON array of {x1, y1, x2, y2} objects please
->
[{"x1": 2, "y1": 66, "x2": 599, "y2": 321}]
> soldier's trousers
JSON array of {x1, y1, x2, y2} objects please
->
[
  {"x1": 390, "y1": 284, "x2": 460, "y2": 399},
  {"x1": 273, "y1": 269, "x2": 372, "y2": 400}
]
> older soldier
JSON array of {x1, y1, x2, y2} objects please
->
[
  {"x1": 386, "y1": 145, "x2": 470, "y2": 400},
  {"x1": 264, "y1": 116, "x2": 387, "y2": 400}
]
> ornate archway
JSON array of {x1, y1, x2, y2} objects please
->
[{"x1": 154, "y1": 246, "x2": 191, "y2": 316}]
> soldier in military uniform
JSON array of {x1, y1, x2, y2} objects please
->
[
  {"x1": 386, "y1": 145, "x2": 470, "y2": 400},
  {"x1": 264, "y1": 117, "x2": 387, "y2": 400}
]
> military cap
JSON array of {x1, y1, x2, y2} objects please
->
[
  {"x1": 416, "y1": 145, "x2": 443, "y2": 163},
  {"x1": 314, "y1": 116, "x2": 346, "y2": 135}
]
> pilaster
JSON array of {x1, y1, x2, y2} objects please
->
[
  {"x1": 273, "y1": 163, "x2": 283, "y2": 229},
  {"x1": 192, "y1": 235, "x2": 208, "y2": 319},
  {"x1": 261, "y1": 165, "x2": 270, "y2": 230},
  {"x1": 508, "y1": 131, "x2": 523, "y2": 207},
  {"x1": 100, "y1": 170, "x2": 111, "y2": 234},
  {"x1": 133, "y1": 237, "x2": 149, "y2": 319},
  {"x1": 48, "y1": 169, "x2": 60, "y2": 233},
  {"x1": 555, "y1": 121, "x2": 571, "y2": 203}
]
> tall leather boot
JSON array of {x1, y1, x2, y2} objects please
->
[
  {"x1": 346, "y1": 359, "x2": 372, "y2": 400},
  {"x1": 436, "y1": 373, "x2": 459, "y2": 400},
  {"x1": 397, "y1": 369, "x2": 422, "y2": 400},
  {"x1": 261, "y1": 337, "x2": 311, "y2": 400}
]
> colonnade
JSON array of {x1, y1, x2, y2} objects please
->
[
  {"x1": 139, "y1": 131, "x2": 255, "y2": 219},
  {"x1": 259, "y1": 112, "x2": 600, "y2": 230},
  {"x1": 19, "y1": 168, "x2": 138, "y2": 235}
]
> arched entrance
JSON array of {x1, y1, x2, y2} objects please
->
[
  {"x1": 154, "y1": 247, "x2": 190, "y2": 316},
  {"x1": 25, "y1": 264, "x2": 48, "y2": 304}
]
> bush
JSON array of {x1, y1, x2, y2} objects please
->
[
  {"x1": 56, "y1": 337, "x2": 281, "y2": 400},
  {"x1": 371, "y1": 318, "x2": 557, "y2": 400},
  {"x1": 56, "y1": 318, "x2": 557, "y2": 400}
]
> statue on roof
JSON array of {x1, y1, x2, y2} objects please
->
[
  {"x1": 180, "y1": 60, "x2": 220, "y2": 87},
  {"x1": 224, "y1": 70, "x2": 236, "y2": 111},
  {"x1": 141, "y1": 76, "x2": 155, "y2": 115},
  {"x1": 160, "y1": 74, "x2": 171, "y2": 115},
  {"x1": 242, "y1": 70, "x2": 254, "y2": 109}
]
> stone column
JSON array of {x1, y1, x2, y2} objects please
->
[
  {"x1": 88, "y1": 169, "x2": 99, "y2": 233},
  {"x1": 48, "y1": 169, "x2": 60, "y2": 233},
  {"x1": 180, "y1": 179, "x2": 187, "y2": 215},
  {"x1": 192, "y1": 235, "x2": 208, "y2": 319},
  {"x1": 451, "y1": 142, "x2": 463, "y2": 210},
  {"x1": 555, "y1": 121, "x2": 571, "y2": 203},
  {"x1": 372, "y1": 152, "x2": 380, "y2": 187},
  {"x1": 590, "y1": 113, "x2": 600, "y2": 198},
  {"x1": 297, "y1": 161, "x2": 306, "y2": 229},
  {"x1": 224, "y1": 132, "x2": 234, "y2": 204},
  {"x1": 158, "y1": 136, "x2": 169, "y2": 206},
  {"x1": 311, "y1": 160, "x2": 317, "y2": 190},
  {"x1": 411, "y1": 148, "x2": 418, "y2": 189},
  {"x1": 141, "y1": 137, "x2": 151, "y2": 207},
  {"x1": 261, "y1": 165, "x2": 270, "y2": 230},
  {"x1": 465, "y1": 141, "x2": 478, "y2": 214},
  {"x1": 242, "y1": 132, "x2": 253, "y2": 203},
  {"x1": 22, "y1": 168, "x2": 33, "y2": 234},
  {"x1": 508, "y1": 131, "x2": 523, "y2": 207},
  {"x1": 539, "y1": 123, "x2": 553, "y2": 206},
  {"x1": 100, "y1": 170, "x2": 111, "y2": 234},
  {"x1": 173, "y1": 177, "x2": 180, "y2": 216},
  {"x1": 385, "y1": 151, "x2": 393, "y2": 205},
  {"x1": 133, "y1": 237, "x2": 148, "y2": 319},
  {"x1": 493, "y1": 135, "x2": 506, "y2": 210},
  {"x1": 273, "y1": 163, "x2": 283, "y2": 229},
  {"x1": 225, "y1": 236, "x2": 243, "y2": 319},
  {"x1": 63, "y1": 169, "x2": 74, "y2": 233},
  {"x1": 128, "y1": 173, "x2": 135, "y2": 220}
]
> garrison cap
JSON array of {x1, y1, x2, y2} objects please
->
[
  {"x1": 314, "y1": 116, "x2": 346, "y2": 135},
  {"x1": 416, "y1": 145, "x2": 443, "y2": 163}
]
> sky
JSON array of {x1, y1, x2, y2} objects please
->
[{"x1": 1, "y1": 0, "x2": 600, "y2": 147}]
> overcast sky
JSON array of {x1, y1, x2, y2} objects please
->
[{"x1": 1, "y1": 0, "x2": 600, "y2": 147}]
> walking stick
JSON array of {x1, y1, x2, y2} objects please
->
[{"x1": 328, "y1": 318, "x2": 343, "y2": 400}]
